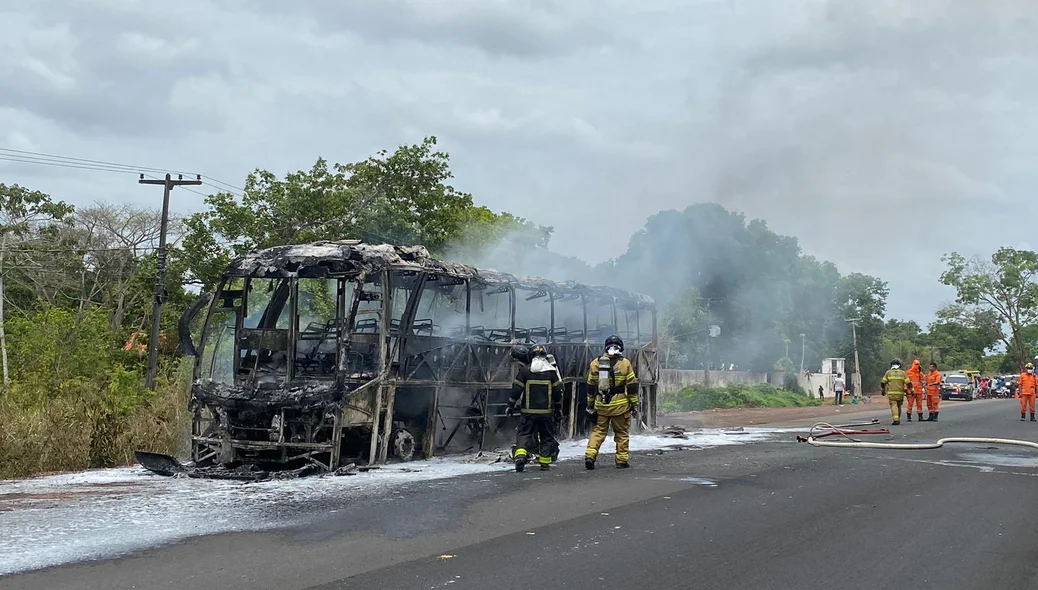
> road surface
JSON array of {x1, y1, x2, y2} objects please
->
[{"x1": 4, "y1": 399, "x2": 1038, "y2": 590}]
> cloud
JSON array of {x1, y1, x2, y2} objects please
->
[
  {"x1": 249, "y1": 0, "x2": 619, "y2": 59},
  {"x1": 2, "y1": 0, "x2": 1038, "y2": 325}
]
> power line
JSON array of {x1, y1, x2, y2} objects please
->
[
  {"x1": 0, "y1": 155, "x2": 143, "y2": 175},
  {"x1": 0, "y1": 147, "x2": 247, "y2": 196}
]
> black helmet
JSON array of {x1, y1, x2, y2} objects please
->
[
  {"x1": 511, "y1": 345, "x2": 531, "y2": 363},
  {"x1": 530, "y1": 344, "x2": 547, "y2": 357},
  {"x1": 605, "y1": 334, "x2": 624, "y2": 352}
]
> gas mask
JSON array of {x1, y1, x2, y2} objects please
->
[
  {"x1": 606, "y1": 345, "x2": 622, "y2": 357},
  {"x1": 1028, "y1": 369, "x2": 1034, "y2": 374},
  {"x1": 891, "y1": 363, "x2": 901, "y2": 370}
]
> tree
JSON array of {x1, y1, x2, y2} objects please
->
[
  {"x1": 940, "y1": 248, "x2": 1038, "y2": 368},
  {"x1": 833, "y1": 273, "x2": 889, "y2": 391},
  {"x1": 658, "y1": 287, "x2": 705, "y2": 368},
  {"x1": 603, "y1": 203, "x2": 887, "y2": 378},
  {"x1": 0, "y1": 183, "x2": 74, "y2": 386},
  {"x1": 182, "y1": 137, "x2": 550, "y2": 289}
]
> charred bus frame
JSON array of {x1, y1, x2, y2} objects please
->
[{"x1": 182, "y1": 241, "x2": 659, "y2": 472}]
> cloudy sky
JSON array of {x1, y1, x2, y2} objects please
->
[{"x1": 2, "y1": 0, "x2": 1036, "y2": 324}]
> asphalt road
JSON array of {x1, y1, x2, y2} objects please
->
[{"x1": 5, "y1": 398, "x2": 1038, "y2": 590}]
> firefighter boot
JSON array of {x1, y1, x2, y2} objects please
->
[
  {"x1": 585, "y1": 457, "x2": 595, "y2": 470},
  {"x1": 1031, "y1": 413, "x2": 1035, "y2": 422},
  {"x1": 616, "y1": 461, "x2": 630, "y2": 469},
  {"x1": 927, "y1": 413, "x2": 935, "y2": 421},
  {"x1": 1022, "y1": 412, "x2": 1027, "y2": 421},
  {"x1": 907, "y1": 413, "x2": 912, "y2": 422},
  {"x1": 515, "y1": 458, "x2": 526, "y2": 473},
  {"x1": 917, "y1": 413, "x2": 924, "y2": 422},
  {"x1": 933, "y1": 412, "x2": 938, "y2": 422}
]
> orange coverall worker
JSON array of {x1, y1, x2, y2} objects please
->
[
  {"x1": 905, "y1": 360, "x2": 925, "y2": 422},
  {"x1": 925, "y1": 366, "x2": 942, "y2": 421},
  {"x1": 1018, "y1": 365, "x2": 1037, "y2": 421}
]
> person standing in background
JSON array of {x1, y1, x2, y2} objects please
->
[
  {"x1": 925, "y1": 362, "x2": 942, "y2": 421},
  {"x1": 905, "y1": 360, "x2": 924, "y2": 422},
  {"x1": 881, "y1": 359, "x2": 911, "y2": 426},
  {"x1": 833, "y1": 373, "x2": 846, "y2": 406}
]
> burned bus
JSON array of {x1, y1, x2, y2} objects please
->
[{"x1": 179, "y1": 240, "x2": 659, "y2": 472}]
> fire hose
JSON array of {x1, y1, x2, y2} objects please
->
[{"x1": 800, "y1": 421, "x2": 1038, "y2": 451}]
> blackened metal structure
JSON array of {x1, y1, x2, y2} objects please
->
[{"x1": 182, "y1": 240, "x2": 658, "y2": 471}]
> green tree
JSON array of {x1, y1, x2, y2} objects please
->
[
  {"x1": 659, "y1": 287, "x2": 705, "y2": 368},
  {"x1": 0, "y1": 183, "x2": 74, "y2": 387},
  {"x1": 833, "y1": 273, "x2": 889, "y2": 391},
  {"x1": 182, "y1": 137, "x2": 550, "y2": 288},
  {"x1": 940, "y1": 248, "x2": 1038, "y2": 368}
]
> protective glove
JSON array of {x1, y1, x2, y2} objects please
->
[
  {"x1": 585, "y1": 405, "x2": 597, "y2": 417},
  {"x1": 630, "y1": 405, "x2": 639, "y2": 418},
  {"x1": 505, "y1": 406, "x2": 515, "y2": 417}
]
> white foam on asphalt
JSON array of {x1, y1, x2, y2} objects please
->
[{"x1": 0, "y1": 428, "x2": 783, "y2": 575}]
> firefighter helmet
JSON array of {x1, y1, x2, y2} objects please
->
[
  {"x1": 530, "y1": 344, "x2": 547, "y2": 357},
  {"x1": 890, "y1": 359, "x2": 902, "y2": 368},
  {"x1": 511, "y1": 345, "x2": 531, "y2": 364},
  {"x1": 605, "y1": 334, "x2": 624, "y2": 353}
]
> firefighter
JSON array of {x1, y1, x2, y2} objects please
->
[
  {"x1": 1019, "y1": 362, "x2": 1037, "y2": 422},
  {"x1": 507, "y1": 344, "x2": 563, "y2": 472},
  {"x1": 584, "y1": 335, "x2": 639, "y2": 469},
  {"x1": 905, "y1": 359, "x2": 925, "y2": 422},
  {"x1": 880, "y1": 358, "x2": 912, "y2": 426},
  {"x1": 925, "y1": 362, "x2": 942, "y2": 421}
]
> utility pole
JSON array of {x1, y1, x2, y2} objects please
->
[
  {"x1": 799, "y1": 333, "x2": 806, "y2": 375},
  {"x1": 702, "y1": 297, "x2": 723, "y2": 387},
  {"x1": 705, "y1": 299, "x2": 711, "y2": 387},
  {"x1": 139, "y1": 173, "x2": 202, "y2": 390},
  {"x1": 846, "y1": 317, "x2": 862, "y2": 398}
]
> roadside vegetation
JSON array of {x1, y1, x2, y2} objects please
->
[
  {"x1": 658, "y1": 384, "x2": 822, "y2": 413},
  {"x1": 2, "y1": 136, "x2": 1033, "y2": 479}
]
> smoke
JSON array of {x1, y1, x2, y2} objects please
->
[
  {"x1": 679, "y1": 1, "x2": 1036, "y2": 322},
  {"x1": 442, "y1": 229, "x2": 600, "y2": 286}
]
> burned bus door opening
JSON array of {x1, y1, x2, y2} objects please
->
[{"x1": 399, "y1": 273, "x2": 468, "y2": 458}]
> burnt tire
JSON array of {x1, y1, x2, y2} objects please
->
[{"x1": 391, "y1": 429, "x2": 416, "y2": 462}]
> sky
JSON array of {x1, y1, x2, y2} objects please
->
[{"x1": 1, "y1": 0, "x2": 1036, "y2": 325}]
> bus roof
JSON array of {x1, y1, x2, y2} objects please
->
[{"x1": 225, "y1": 240, "x2": 656, "y2": 309}]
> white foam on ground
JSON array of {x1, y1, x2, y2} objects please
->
[{"x1": 0, "y1": 428, "x2": 784, "y2": 575}]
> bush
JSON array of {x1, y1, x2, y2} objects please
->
[
  {"x1": 659, "y1": 383, "x2": 821, "y2": 413},
  {"x1": 0, "y1": 304, "x2": 191, "y2": 479},
  {"x1": 782, "y1": 372, "x2": 805, "y2": 394}
]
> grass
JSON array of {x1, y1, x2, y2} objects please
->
[
  {"x1": 0, "y1": 366, "x2": 192, "y2": 480},
  {"x1": 658, "y1": 383, "x2": 822, "y2": 413}
]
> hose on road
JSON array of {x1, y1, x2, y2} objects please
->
[{"x1": 803, "y1": 421, "x2": 1038, "y2": 451}]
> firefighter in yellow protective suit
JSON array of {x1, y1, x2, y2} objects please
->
[
  {"x1": 880, "y1": 358, "x2": 913, "y2": 426},
  {"x1": 584, "y1": 335, "x2": 639, "y2": 469}
]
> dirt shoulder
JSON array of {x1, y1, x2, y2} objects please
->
[{"x1": 662, "y1": 398, "x2": 897, "y2": 429}]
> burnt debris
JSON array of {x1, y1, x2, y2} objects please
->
[{"x1": 162, "y1": 240, "x2": 660, "y2": 478}]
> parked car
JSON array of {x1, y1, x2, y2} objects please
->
[{"x1": 941, "y1": 373, "x2": 975, "y2": 401}]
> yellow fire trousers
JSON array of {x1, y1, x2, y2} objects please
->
[
  {"x1": 585, "y1": 413, "x2": 630, "y2": 463},
  {"x1": 887, "y1": 393, "x2": 905, "y2": 421}
]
